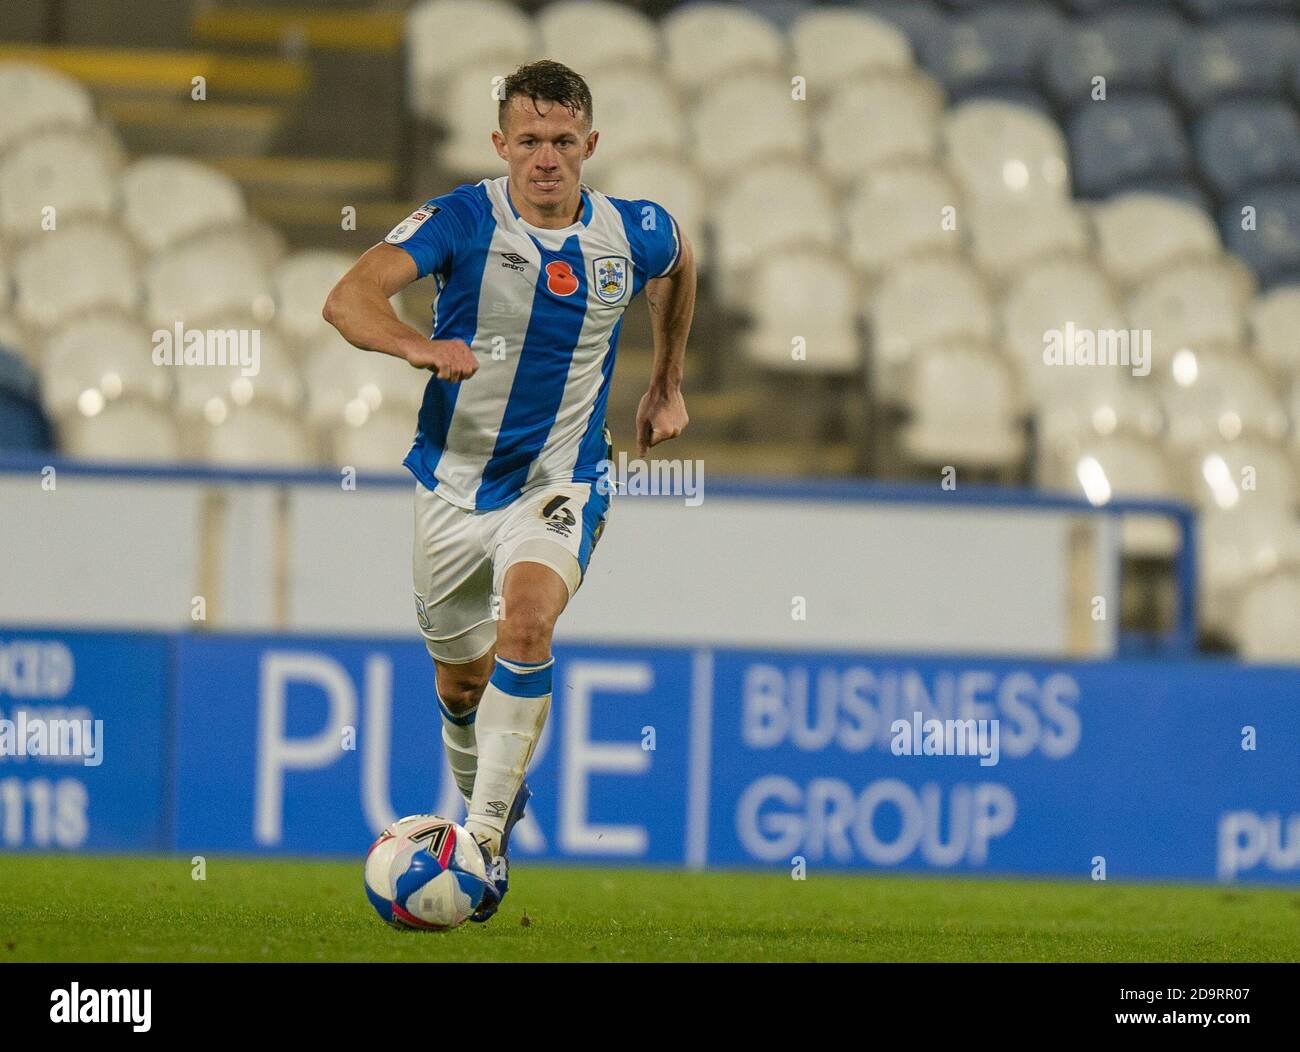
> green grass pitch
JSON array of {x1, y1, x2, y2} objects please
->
[{"x1": 3, "y1": 854, "x2": 1298, "y2": 962}]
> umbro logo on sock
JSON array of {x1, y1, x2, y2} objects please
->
[{"x1": 485, "y1": 800, "x2": 509, "y2": 818}]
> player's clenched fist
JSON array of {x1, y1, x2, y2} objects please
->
[{"x1": 407, "y1": 339, "x2": 478, "y2": 382}]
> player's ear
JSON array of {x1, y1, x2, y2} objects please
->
[
  {"x1": 584, "y1": 129, "x2": 598, "y2": 161},
  {"x1": 491, "y1": 129, "x2": 508, "y2": 162}
]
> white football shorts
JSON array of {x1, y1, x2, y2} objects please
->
[{"x1": 411, "y1": 480, "x2": 610, "y2": 664}]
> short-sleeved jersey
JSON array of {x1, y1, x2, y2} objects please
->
[{"x1": 388, "y1": 175, "x2": 680, "y2": 512}]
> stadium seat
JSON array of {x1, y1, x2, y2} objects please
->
[
  {"x1": 201, "y1": 408, "x2": 316, "y2": 467},
  {"x1": 1194, "y1": 100, "x2": 1300, "y2": 200},
  {"x1": 662, "y1": 3, "x2": 787, "y2": 96},
  {"x1": 120, "y1": 157, "x2": 248, "y2": 255},
  {"x1": 1197, "y1": 498, "x2": 1297, "y2": 635},
  {"x1": 1126, "y1": 259, "x2": 1254, "y2": 370},
  {"x1": 741, "y1": 249, "x2": 861, "y2": 374},
  {"x1": 436, "y1": 62, "x2": 519, "y2": 181},
  {"x1": 688, "y1": 73, "x2": 809, "y2": 183},
  {"x1": 406, "y1": 0, "x2": 536, "y2": 123},
  {"x1": 920, "y1": 3, "x2": 1064, "y2": 99},
  {"x1": 0, "y1": 346, "x2": 51, "y2": 453},
  {"x1": 1043, "y1": 9, "x2": 1188, "y2": 106},
  {"x1": 1091, "y1": 193, "x2": 1222, "y2": 287},
  {"x1": 966, "y1": 197, "x2": 1092, "y2": 284},
  {"x1": 711, "y1": 162, "x2": 838, "y2": 304},
  {"x1": 1000, "y1": 259, "x2": 1127, "y2": 402},
  {"x1": 869, "y1": 257, "x2": 995, "y2": 402},
  {"x1": 13, "y1": 222, "x2": 141, "y2": 331},
  {"x1": 1067, "y1": 96, "x2": 1192, "y2": 199},
  {"x1": 272, "y1": 251, "x2": 355, "y2": 348},
  {"x1": 305, "y1": 330, "x2": 427, "y2": 428},
  {"x1": 39, "y1": 315, "x2": 169, "y2": 418},
  {"x1": 1168, "y1": 17, "x2": 1300, "y2": 111},
  {"x1": 941, "y1": 101, "x2": 1071, "y2": 205},
  {"x1": 173, "y1": 321, "x2": 302, "y2": 422},
  {"x1": 0, "y1": 128, "x2": 122, "y2": 242},
  {"x1": 1185, "y1": 440, "x2": 1298, "y2": 523},
  {"x1": 146, "y1": 231, "x2": 275, "y2": 328},
  {"x1": 1221, "y1": 186, "x2": 1300, "y2": 287},
  {"x1": 789, "y1": 8, "x2": 913, "y2": 87},
  {"x1": 1181, "y1": 0, "x2": 1300, "y2": 22},
  {"x1": 813, "y1": 74, "x2": 944, "y2": 186},
  {"x1": 1038, "y1": 434, "x2": 1183, "y2": 558},
  {"x1": 600, "y1": 156, "x2": 707, "y2": 269},
  {"x1": 1234, "y1": 568, "x2": 1300, "y2": 662},
  {"x1": 57, "y1": 401, "x2": 181, "y2": 462},
  {"x1": 0, "y1": 63, "x2": 96, "y2": 153},
  {"x1": 1249, "y1": 284, "x2": 1300, "y2": 376},
  {"x1": 844, "y1": 164, "x2": 963, "y2": 276},
  {"x1": 330, "y1": 404, "x2": 417, "y2": 471},
  {"x1": 581, "y1": 69, "x2": 684, "y2": 175},
  {"x1": 536, "y1": 1, "x2": 661, "y2": 75},
  {"x1": 1159, "y1": 348, "x2": 1289, "y2": 448},
  {"x1": 899, "y1": 342, "x2": 1025, "y2": 468},
  {"x1": 1035, "y1": 373, "x2": 1166, "y2": 451}
]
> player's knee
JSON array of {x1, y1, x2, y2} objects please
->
[
  {"x1": 436, "y1": 667, "x2": 490, "y2": 713},
  {"x1": 497, "y1": 606, "x2": 556, "y2": 660}
]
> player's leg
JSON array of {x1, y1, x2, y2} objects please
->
[{"x1": 411, "y1": 482, "x2": 497, "y2": 813}]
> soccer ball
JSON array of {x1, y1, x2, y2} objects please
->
[{"x1": 364, "y1": 814, "x2": 488, "y2": 930}]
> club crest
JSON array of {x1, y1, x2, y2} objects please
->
[{"x1": 593, "y1": 255, "x2": 628, "y2": 304}]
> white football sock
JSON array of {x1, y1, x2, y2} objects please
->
[
  {"x1": 465, "y1": 655, "x2": 552, "y2": 856},
  {"x1": 437, "y1": 692, "x2": 478, "y2": 814}
]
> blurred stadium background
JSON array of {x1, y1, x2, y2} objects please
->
[{"x1": 1, "y1": 0, "x2": 1299, "y2": 943}]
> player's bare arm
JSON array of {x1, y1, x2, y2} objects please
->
[
  {"x1": 637, "y1": 230, "x2": 696, "y2": 457},
  {"x1": 322, "y1": 243, "x2": 479, "y2": 382}
]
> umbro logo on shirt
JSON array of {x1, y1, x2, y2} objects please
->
[{"x1": 500, "y1": 252, "x2": 528, "y2": 272}]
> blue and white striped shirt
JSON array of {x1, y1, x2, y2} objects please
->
[{"x1": 388, "y1": 176, "x2": 680, "y2": 511}]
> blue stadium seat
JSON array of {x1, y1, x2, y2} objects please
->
[
  {"x1": 1068, "y1": 95, "x2": 1192, "y2": 198},
  {"x1": 1195, "y1": 99, "x2": 1300, "y2": 198},
  {"x1": 1169, "y1": 17, "x2": 1300, "y2": 110},
  {"x1": 1054, "y1": 0, "x2": 1182, "y2": 13},
  {"x1": 0, "y1": 347, "x2": 52, "y2": 453},
  {"x1": 861, "y1": 0, "x2": 949, "y2": 56},
  {"x1": 921, "y1": 3, "x2": 1064, "y2": 96},
  {"x1": 1221, "y1": 186, "x2": 1300, "y2": 285},
  {"x1": 1044, "y1": 9, "x2": 1189, "y2": 106}
]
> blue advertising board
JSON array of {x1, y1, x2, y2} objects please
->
[
  {"x1": 0, "y1": 629, "x2": 170, "y2": 851},
  {"x1": 2, "y1": 628, "x2": 1297, "y2": 883}
]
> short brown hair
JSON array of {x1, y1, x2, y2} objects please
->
[{"x1": 498, "y1": 60, "x2": 593, "y2": 130}]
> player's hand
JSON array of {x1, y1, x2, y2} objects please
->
[
  {"x1": 635, "y1": 386, "x2": 688, "y2": 457},
  {"x1": 406, "y1": 339, "x2": 479, "y2": 382}
]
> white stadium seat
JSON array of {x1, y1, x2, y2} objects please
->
[
  {"x1": 790, "y1": 8, "x2": 913, "y2": 88},
  {"x1": 0, "y1": 63, "x2": 96, "y2": 152},
  {"x1": 1249, "y1": 285, "x2": 1300, "y2": 378},
  {"x1": 13, "y1": 222, "x2": 141, "y2": 331},
  {"x1": 900, "y1": 342, "x2": 1024, "y2": 468},
  {"x1": 1186, "y1": 441, "x2": 1298, "y2": 524},
  {"x1": 814, "y1": 74, "x2": 943, "y2": 186},
  {"x1": 1198, "y1": 503, "x2": 1298, "y2": 638},
  {"x1": 146, "y1": 231, "x2": 275, "y2": 328},
  {"x1": 662, "y1": 3, "x2": 786, "y2": 96},
  {"x1": 0, "y1": 128, "x2": 122, "y2": 241},
  {"x1": 1127, "y1": 259, "x2": 1254, "y2": 370},
  {"x1": 1159, "y1": 350, "x2": 1289, "y2": 449},
  {"x1": 1035, "y1": 376, "x2": 1165, "y2": 451},
  {"x1": 869, "y1": 257, "x2": 995, "y2": 402},
  {"x1": 330, "y1": 405, "x2": 418, "y2": 471},
  {"x1": 711, "y1": 162, "x2": 838, "y2": 305},
  {"x1": 173, "y1": 321, "x2": 302, "y2": 420},
  {"x1": 1235, "y1": 569, "x2": 1300, "y2": 662},
  {"x1": 582, "y1": 69, "x2": 684, "y2": 175},
  {"x1": 966, "y1": 198, "x2": 1092, "y2": 285},
  {"x1": 688, "y1": 73, "x2": 809, "y2": 183},
  {"x1": 537, "y1": 1, "x2": 661, "y2": 75},
  {"x1": 40, "y1": 315, "x2": 168, "y2": 418},
  {"x1": 56, "y1": 402, "x2": 181, "y2": 462},
  {"x1": 942, "y1": 101, "x2": 1070, "y2": 206},
  {"x1": 201, "y1": 408, "x2": 315, "y2": 468},
  {"x1": 436, "y1": 62, "x2": 516, "y2": 181},
  {"x1": 120, "y1": 156, "x2": 248, "y2": 255},
  {"x1": 1000, "y1": 259, "x2": 1127, "y2": 404},
  {"x1": 305, "y1": 330, "x2": 427, "y2": 427},
  {"x1": 741, "y1": 249, "x2": 860, "y2": 374},
  {"x1": 273, "y1": 251, "x2": 356, "y2": 346},
  {"x1": 844, "y1": 164, "x2": 963, "y2": 276},
  {"x1": 406, "y1": 0, "x2": 536, "y2": 123},
  {"x1": 1090, "y1": 193, "x2": 1222, "y2": 288}
]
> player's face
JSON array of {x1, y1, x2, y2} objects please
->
[{"x1": 493, "y1": 97, "x2": 597, "y2": 221}]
